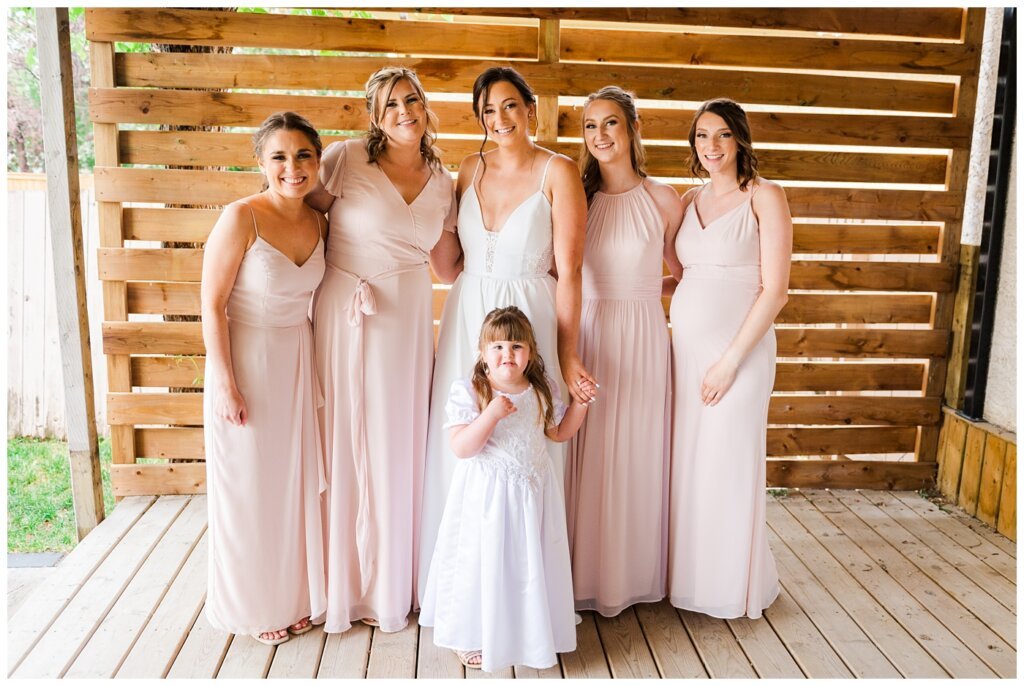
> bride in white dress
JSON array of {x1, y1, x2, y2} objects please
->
[{"x1": 419, "y1": 67, "x2": 597, "y2": 604}]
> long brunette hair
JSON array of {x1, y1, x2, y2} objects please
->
[
  {"x1": 470, "y1": 306, "x2": 555, "y2": 428},
  {"x1": 471, "y1": 67, "x2": 537, "y2": 184},
  {"x1": 688, "y1": 98, "x2": 759, "y2": 191}
]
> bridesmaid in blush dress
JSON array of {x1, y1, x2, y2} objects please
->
[
  {"x1": 667, "y1": 98, "x2": 792, "y2": 619},
  {"x1": 202, "y1": 112, "x2": 328, "y2": 646},
  {"x1": 565, "y1": 87, "x2": 682, "y2": 617},
  {"x1": 306, "y1": 67, "x2": 458, "y2": 634}
]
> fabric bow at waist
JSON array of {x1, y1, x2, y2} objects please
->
[{"x1": 328, "y1": 260, "x2": 426, "y2": 595}]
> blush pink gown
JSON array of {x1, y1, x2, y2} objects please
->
[
  {"x1": 204, "y1": 203, "x2": 328, "y2": 635},
  {"x1": 565, "y1": 181, "x2": 670, "y2": 616},
  {"x1": 314, "y1": 138, "x2": 456, "y2": 634},
  {"x1": 668, "y1": 183, "x2": 780, "y2": 619}
]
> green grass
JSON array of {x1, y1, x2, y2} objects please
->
[{"x1": 7, "y1": 437, "x2": 115, "y2": 552}]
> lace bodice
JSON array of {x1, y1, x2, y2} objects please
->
[
  {"x1": 456, "y1": 154, "x2": 557, "y2": 279},
  {"x1": 444, "y1": 378, "x2": 566, "y2": 491}
]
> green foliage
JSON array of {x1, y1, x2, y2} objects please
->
[
  {"x1": 7, "y1": 6, "x2": 93, "y2": 172},
  {"x1": 7, "y1": 437, "x2": 114, "y2": 552}
]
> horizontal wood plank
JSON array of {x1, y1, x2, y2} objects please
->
[
  {"x1": 769, "y1": 458, "x2": 935, "y2": 489},
  {"x1": 91, "y1": 88, "x2": 971, "y2": 149},
  {"x1": 409, "y1": 8, "x2": 966, "y2": 40},
  {"x1": 87, "y1": 8, "x2": 536, "y2": 57},
  {"x1": 108, "y1": 391, "x2": 939, "y2": 427},
  {"x1": 561, "y1": 28, "x2": 976, "y2": 75},
  {"x1": 98, "y1": 168, "x2": 964, "y2": 220},
  {"x1": 122, "y1": 207, "x2": 944, "y2": 255},
  {"x1": 111, "y1": 463, "x2": 206, "y2": 497},
  {"x1": 105, "y1": 320, "x2": 947, "y2": 359},
  {"x1": 113, "y1": 52, "x2": 956, "y2": 113},
  {"x1": 131, "y1": 355, "x2": 925, "y2": 392},
  {"x1": 119, "y1": 130, "x2": 951, "y2": 185},
  {"x1": 776, "y1": 294, "x2": 933, "y2": 324},
  {"x1": 130, "y1": 424, "x2": 920, "y2": 461},
  {"x1": 100, "y1": 248, "x2": 203, "y2": 282},
  {"x1": 768, "y1": 427, "x2": 918, "y2": 456},
  {"x1": 772, "y1": 362, "x2": 925, "y2": 391},
  {"x1": 127, "y1": 282, "x2": 202, "y2": 316}
]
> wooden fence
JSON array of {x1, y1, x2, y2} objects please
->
[
  {"x1": 937, "y1": 408, "x2": 1017, "y2": 540},
  {"x1": 7, "y1": 175, "x2": 109, "y2": 438},
  {"x1": 85, "y1": 7, "x2": 985, "y2": 497}
]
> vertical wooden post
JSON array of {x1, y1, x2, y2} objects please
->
[
  {"x1": 536, "y1": 19, "x2": 560, "y2": 144},
  {"x1": 35, "y1": 7, "x2": 105, "y2": 538},
  {"x1": 89, "y1": 34, "x2": 135, "y2": 497},
  {"x1": 916, "y1": 7, "x2": 987, "y2": 463}
]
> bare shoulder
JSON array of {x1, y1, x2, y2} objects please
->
[
  {"x1": 543, "y1": 152, "x2": 584, "y2": 196},
  {"x1": 545, "y1": 151, "x2": 578, "y2": 177},
  {"x1": 211, "y1": 199, "x2": 257, "y2": 244},
  {"x1": 752, "y1": 178, "x2": 788, "y2": 208},
  {"x1": 456, "y1": 152, "x2": 484, "y2": 192},
  {"x1": 644, "y1": 177, "x2": 681, "y2": 206},
  {"x1": 679, "y1": 185, "x2": 701, "y2": 210}
]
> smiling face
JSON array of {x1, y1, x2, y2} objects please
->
[
  {"x1": 376, "y1": 77, "x2": 427, "y2": 147},
  {"x1": 257, "y1": 128, "x2": 320, "y2": 198},
  {"x1": 693, "y1": 111, "x2": 738, "y2": 177},
  {"x1": 479, "y1": 80, "x2": 535, "y2": 145},
  {"x1": 583, "y1": 98, "x2": 635, "y2": 165},
  {"x1": 483, "y1": 338, "x2": 531, "y2": 385}
]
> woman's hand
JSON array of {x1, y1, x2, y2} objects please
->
[
  {"x1": 561, "y1": 354, "x2": 599, "y2": 405},
  {"x1": 700, "y1": 358, "x2": 738, "y2": 406},
  {"x1": 484, "y1": 395, "x2": 517, "y2": 421},
  {"x1": 216, "y1": 384, "x2": 248, "y2": 426}
]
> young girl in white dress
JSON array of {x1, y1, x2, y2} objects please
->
[{"x1": 419, "y1": 306, "x2": 592, "y2": 672}]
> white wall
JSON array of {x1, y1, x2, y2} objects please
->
[{"x1": 983, "y1": 135, "x2": 1016, "y2": 432}]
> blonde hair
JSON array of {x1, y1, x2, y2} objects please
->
[
  {"x1": 471, "y1": 306, "x2": 555, "y2": 428},
  {"x1": 578, "y1": 86, "x2": 647, "y2": 202},
  {"x1": 364, "y1": 66, "x2": 443, "y2": 170}
]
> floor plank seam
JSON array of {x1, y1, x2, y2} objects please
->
[
  {"x1": 785, "y1": 493, "x2": 956, "y2": 678},
  {"x1": 6, "y1": 495, "x2": 159, "y2": 677}
]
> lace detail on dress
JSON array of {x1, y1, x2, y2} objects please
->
[
  {"x1": 477, "y1": 388, "x2": 552, "y2": 493},
  {"x1": 483, "y1": 231, "x2": 499, "y2": 274},
  {"x1": 522, "y1": 247, "x2": 553, "y2": 276}
]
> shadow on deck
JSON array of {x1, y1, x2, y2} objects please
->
[{"x1": 6, "y1": 490, "x2": 1016, "y2": 678}]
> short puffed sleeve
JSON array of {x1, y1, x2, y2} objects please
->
[
  {"x1": 441, "y1": 179, "x2": 458, "y2": 234},
  {"x1": 319, "y1": 140, "x2": 349, "y2": 198},
  {"x1": 444, "y1": 378, "x2": 481, "y2": 428},
  {"x1": 546, "y1": 373, "x2": 568, "y2": 426}
]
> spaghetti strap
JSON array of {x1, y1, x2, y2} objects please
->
[
  {"x1": 470, "y1": 153, "x2": 485, "y2": 185},
  {"x1": 240, "y1": 202, "x2": 261, "y2": 239},
  {"x1": 539, "y1": 153, "x2": 556, "y2": 190}
]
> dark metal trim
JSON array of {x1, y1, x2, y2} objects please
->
[{"x1": 963, "y1": 8, "x2": 1016, "y2": 420}]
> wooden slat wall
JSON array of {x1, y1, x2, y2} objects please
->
[
  {"x1": 86, "y1": 7, "x2": 985, "y2": 496},
  {"x1": 936, "y1": 408, "x2": 1016, "y2": 540}
]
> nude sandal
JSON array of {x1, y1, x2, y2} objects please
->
[
  {"x1": 455, "y1": 649, "x2": 483, "y2": 670},
  {"x1": 252, "y1": 631, "x2": 289, "y2": 646},
  {"x1": 288, "y1": 617, "x2": 314, "y2": 636}
]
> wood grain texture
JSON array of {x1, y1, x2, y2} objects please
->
[
  {"x1": 113, "y1": 51, "x2": 956, "y2": 112},
  {"x1": 407, "y1": 8, "x2": 966, "y2": 40},
  {"x1": 768, "y1": 461, "x2": 934, "y2": 489},
  {"x1": 87, "y1": 8, "x2": 536, "y2": 57},
  {"x1": 561, "y1": 28, "x2": 977, "y2": 75},
  {"x1": 996, "y1": 444, "x2": 1016, "y2": 540}
]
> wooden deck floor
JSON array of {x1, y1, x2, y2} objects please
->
[{"x1": 6, "y1": 490, "x2": 1016, "y2": 678}]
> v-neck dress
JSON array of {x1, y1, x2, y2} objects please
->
[
  {"x1": 204, "y1": 202, "x2": 328, "y2": 636},
  {"x1": 313, "y1": 138, "x2": 457, "y2": 633},
  {"x1": 565, "y1": 181, "x2": 671, "y2": 616},
  {"x1": 667, "y1": 183, "x2": 779, "y2": 619},
  {"x1": 418, "y1": 153, "x2": 566, "y2": 602}
]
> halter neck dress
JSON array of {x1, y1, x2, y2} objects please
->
[
  {"x1": 204, "y1": 202, "x2": 328, "y2": 636},
  {"x1": 667, "y1": 182, "x2": 780, "y2": 619},
  {"x1": 418, "y1": 153, "x2": 566, "y2": 602},
  {"x1": 313, "y1": 138, "x2": 456, "y2": 633},
  {"x1": 565, "y1": 180, "x2": 671, "y2": 616}
]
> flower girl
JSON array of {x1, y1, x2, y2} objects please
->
[{"x1": 419, "y1": 306, "x2": 592, "y2": 672}]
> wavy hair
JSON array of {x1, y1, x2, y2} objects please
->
[
  {"x1": 471, "y1": 66, "x2": 537, "y2": 183},
  {"x1": 688, "y1": 97, "x2": 759, "y2": 191},
  {"x1": 470, "y1": 306, "x2": 555, "y2": 429},
  {"x1": 578, "y1": 86, "x2": 647, "y2": 202},
  {"x1": 364, "y1": 66, "x2": 443, "y2": 170}
]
